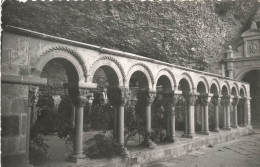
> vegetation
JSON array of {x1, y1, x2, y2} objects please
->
[{"x1": 2, "y1": 0, "x2": 259, "y2": 73}]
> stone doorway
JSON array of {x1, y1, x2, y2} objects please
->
[{"x1": 242, "y1": 70, "x2": 260, "y2": 128}]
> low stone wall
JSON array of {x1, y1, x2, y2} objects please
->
[{"x1": 83, "y1": 126, "x2": 253, "y2": 167}]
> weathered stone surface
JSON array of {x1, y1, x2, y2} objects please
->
[
  {"x1": 2, "y1": 84, "x2": 28, "y2": 98},
  {"x1": 10, "y1": 98, "x2": 28, "y2": 114},
  {"x1": 1, "y1": 64, "x2": 19, "y2": 75},
  {"x1": 10, "y1": 50, "x2": 29, "y2": 65},
  {"x1": 2, "y1": 49, "x2": 11, "y2": 64},
  {"x1": 1, "y1": 97, "x2": 10, "y2": 114},
  {"x1": 17, "y1": 135, "x2": 26, "y2": 152},
  {"x1": 2, "y1": 32, "x2": 19, "y2": 50},
  {"x1": 21, "y1": 114, "x2": 27, "y2": 135},
  {"x1": 2, "y1": 115, "x2": 19, "y2": 137},
  {"x1": 19, "y1": 65, "x2": 30, "y2": 76}
]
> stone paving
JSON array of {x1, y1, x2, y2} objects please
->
[{"x1": 147, "y1": 128, "x2": 260, "y2": 167}]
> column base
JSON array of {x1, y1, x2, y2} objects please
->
[
  {"x1": 222, "y1": 127, "x2": 232, "y2": 131},
  {"x1": 67, "y1": 153, "x2": 86, "y2": 163},
  {"x1": 166, "y1": 136, "x2": 175, "y2": 143},
  {"x1": 182, "y1": 133, "x2": 196, "y2": 138},
  {"x1": 232, "y1": 125, "x2": 239, "y2": 129},
  {"x1": 140, "y1": 139, "x2": 157, "y2": 149},
  {"x1": 213, "y1": 128, "x2": 220, "y2": 132},
  {"x1": 198, "y1": 131, "x2": 210, "y2": 135}
]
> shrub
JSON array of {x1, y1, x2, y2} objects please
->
[{"x1": 84, "y1": 132, "x2": 130, "y2": 159}]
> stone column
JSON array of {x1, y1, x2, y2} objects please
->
[
  {"x1": 200, "y1": 95, "x2": 212, "y2": 135},
  {"x1": 68, "y1": 88, "x2": 88, "y2": 163},
  {"x1": 239, "y1": 99, "x2": 246, "y2": 127},
  {"x1": 164, "y1": 92, "x2": 180, "y2": 142},
  {"x1": 221, "y1": 96, "x2": 232, "y2": 130},
  {"x1": 138, "y1": 90, "x2": 157, "y2": 148},
  {"x1": 25, "y1": 86, "x2": 39, "y2": 167},
  {"x1": 183, "y1": 94, "x2": 197, "y2": 138},
  {"x1": 113, "y1": 106, "x2": 118, "y2": 141},
  {"x1": 245, "y1": 97, "x2": 252, "y2": 126},
  {"x1": 108, "y1": 86, "x2": 130, "y2": 146},
  {"x1": 211, "y1": 96, "x2": 221, "y2": 132},
  {"x1": 232, "y1": 97, "x2": 239, "y2": 128}
]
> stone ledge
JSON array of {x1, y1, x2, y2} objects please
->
[
  {"x1": 43, "y1": 127, "x2": 252, "y2": 167},
  {"x1": 1, "y1": 74, "x2": 47, "y2": 86}
]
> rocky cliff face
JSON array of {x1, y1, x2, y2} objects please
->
[{"x1": 2, "y1": 0, "x2": 260, "y2": 74}]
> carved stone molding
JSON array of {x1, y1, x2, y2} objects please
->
[
  {"x1": 28, "y1": 85, "x2": 39, "y2": 107},
  {"x1": 90, "y1": 56, "x2": 126, "y2": 82},
  {"x1": 211, "y1": 97, "x2": 221, "y2": 106},
  {"x1": 138, "y1": 90, "x2": 156, "y2": 105},
  {"x1": 183, "y1": 94, "x2": 198, "y2": 106},
  {"x1": 107, "y1": 86, "x2": 130, "y2": 106},
  {"x1": 232, "y1": 97, "x2": 240, "y2": 106},
  {"x1": 200, "y1": 96, "x2": 212, "y2": 106},
  {"x1": 128, "y1": 63, "x2": 155, "y2": 85},
  {"x1": 39, "y1": 46, "x2": 88, "y2": 79},
  {"x1": 158, "y1": 68, "x2": 177, "y2": 87}
]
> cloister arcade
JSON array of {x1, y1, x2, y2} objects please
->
[{"x1": 1, "y1": 26, "x2": 252, "y2": 166}]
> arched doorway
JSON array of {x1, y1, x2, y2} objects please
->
[{"x1": 242, "y1": 70, "x2": 260, "y2": 128}]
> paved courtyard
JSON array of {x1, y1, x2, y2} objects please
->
[{"x1": 148, "y1": 128, "x2": 260, "y2": 167}]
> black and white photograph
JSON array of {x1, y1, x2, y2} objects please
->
[{"x1": 1, "y1": 0, "x2": 260, "y2": 166}]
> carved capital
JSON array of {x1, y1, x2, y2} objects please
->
[
  {"x1": 28, "y1": 86, "x2": 39, "y2": 107},
  {"x1": 221, "y1": 96, "x2": 232, "y2": 106},
  {"x1": 164, "y1": 93, "x2": 180, "y2": 108},
  {"x1": 68, "y1": 88, "x2": 89, "y2": 107},
  {"x1": 138, "y1": 90, "x2": 156, "y2": 105},
  {"x1": 108, "y1": 86, "x2": 130, "y2": 106},
  {"x1": 184, "y1": 94, "x2": 198, "y2": 106},
  {"x1": 232, "y1": 97, "x2": 239, "y2": 106},
  {"x1": 200, "y1": 96, "x2": 212, "y2": 106},
  {"x1": 211, "y1": 97, "x2": 221, "y2": 106}
]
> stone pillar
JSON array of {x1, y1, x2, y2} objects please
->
[
  {"x1": 138, "y1": 90, "x2": 157, "y2": 148},
  {"x1": 113, "y1": 106, "x2": 118, "y2": 140},
  {"x1": 211, "y1": 96, "x2": 221, "y2": 132},
  {"x1": 68, "y1": 88, "x2": 88, "y2": 163},
  {"x1": 245, "y1": 97, "x2": 252, "y2": 126},
  {"x1": 232, "y1": 97, "x2": 239, "y2": 128},
  {"x1": 221, "y1": 96, "x2": 232, "y2": 130},
  {"x1": 239, "y1": 99, "x2": 246, "y2": 127},
  {"x1": 195, "y1": 103, "x2": 201, "y2": 126},
  {"x1": 200, "y1": 95, "x2": 212, "y2": 135},
  {"x1": 107, "y1": 86, "x2": 130, "y2": 146},
  {"x1": 164, "y1": 92, "x2": 180, "y2": 142},
  {"x1": 183, "y1": 94, "x2": 197, "y2": 138},
  {"x1": 25, "y1": 86, "x2": 39, "y2": 167}
]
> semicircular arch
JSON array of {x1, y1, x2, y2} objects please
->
[
  {"x1": 155, "y1": 68, "x2": 176, "y2": 90},
  {"x1": 36, "y1": 46, "x2": 86, "y2": 82}
]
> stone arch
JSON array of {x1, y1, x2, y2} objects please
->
[
  {"x1": 177, "y1": 72, "x2": 195, "y2": 91},
  {"x1": 89, "y1": 56, "x2": 125, "y2": 86},
  {"x1": 236, "y1": 66, "x2": 260, "y2": 80},
  {"x1": 221, "y1": 81, "x2": 231, "y2": 95},
  {"x1": 196, "y1": 76, "x2": 210, "y2": 93},
  {"x1": 155, "y1": 68, "x2": 176, "y2": 90},
  {"x1": 240, "y1": 84, "x2": 248, "y2": 97},
  {"x1": 126, "y1": 63, "x2": 154, "y2": 89},
  {"x1": 231, "y1": 82, "x2": 239, "y2": 96},
  {"x1": 36, "y1": 46, "x2": 86, "y2": 82},
  {"x1": 210, "y1": 78, "x2": 221, "y2": 95}
]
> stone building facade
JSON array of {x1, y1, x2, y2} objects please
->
[
  {"x1": 221, "y1": 21, "x2": 260, "y2": 128},
  {"x1": 1, "y1": 26, "x2": 253, "y2": 166}
]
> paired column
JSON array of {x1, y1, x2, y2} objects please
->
[
  {"x1": 108, "y1": 86, "x2": 130, "y2": 146},
  {"x1": 68, "y1": 88, "x2": 89, "y2": 162},
  {"x1": 138, "y1": 90, "x2": 157, "y2": 148},
  {"x1": 183, "y1": 93, "x2": 197, "y2": 138},
  {"x1": 221, "y1": 96, "x2": 232, "y2": 130},
  {"x1": 211, "y1": 96, "x2": 221, "y2": 132},
  {"x1": 164, "y1": 92, "x2": 180, "y2": 142},
  {"x1": 199, "y1": 95, "x2": 212, "y2": 135},
  {"x1": 232, "y1": 97, "x2": 239, "y2": 128}
]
